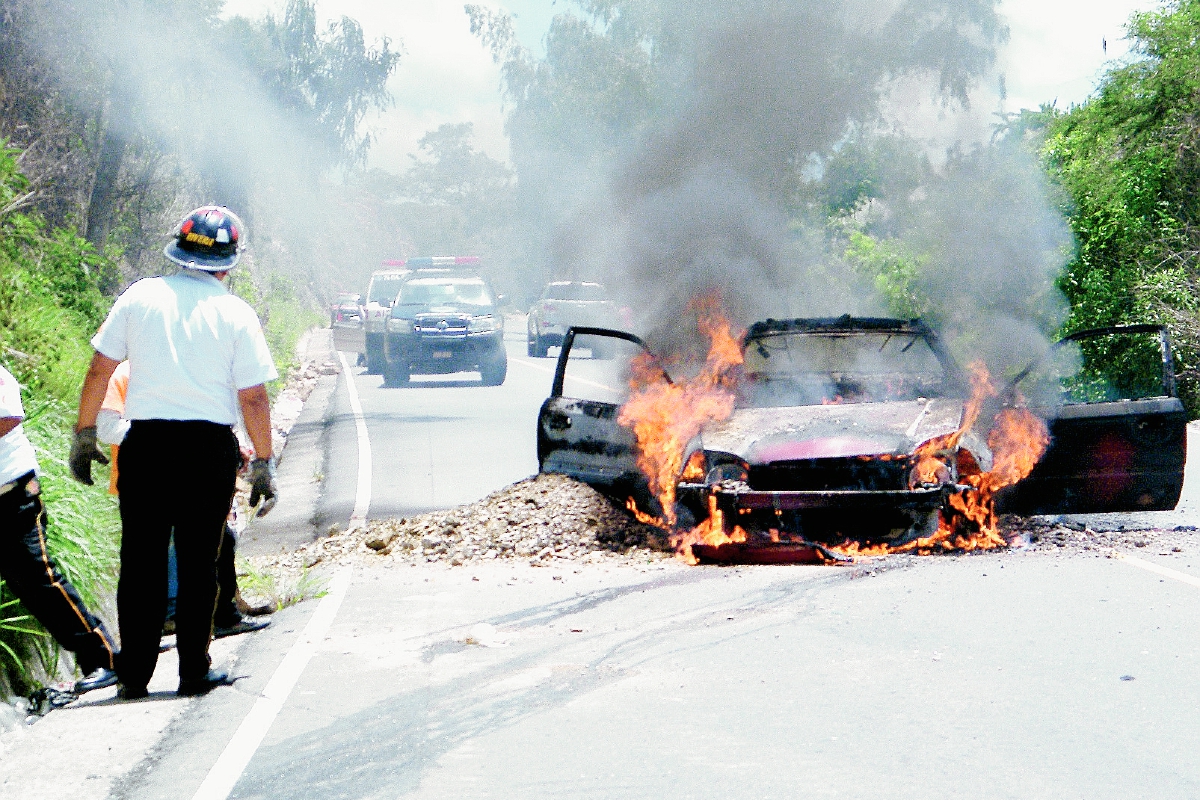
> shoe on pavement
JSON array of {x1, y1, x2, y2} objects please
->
[
  {"x1": 214, "y1": 617, "x2": 270, "y2": 639},
  {"x1": 235, "y1": 592, "x2": 274, "y2": 617},
  {"x1": 177, "y1": 669, "x2": 233, "y2": 697},
  {"x1": 117, "y1": 684, "x2": 149, "y2": 701},
  {"x1": 75, "y1": 667, "x2": 119, "y2": 694}
]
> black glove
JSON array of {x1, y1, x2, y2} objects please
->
[
  {"x1": 69, "y1": 426, "x2": 109, "y2": 485},
  {"x1": 248, "y1": 457, "x2": 278, "y2": 517}
]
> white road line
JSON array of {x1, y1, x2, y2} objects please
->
[
  {"x1": 509, "y1": 356, "x2": 620, "y2": 395},
  {"x1": 191, "y1": 567, "x2": 353, "y2": 800},
  {"x1": 1117, "y1": 553, "x2": 1200, "y2": 589},
  {"x1": 337, "y1": 351, "x2": 372, "y2": 531}
]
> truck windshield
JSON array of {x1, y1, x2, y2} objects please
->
[
  {"x1": 739, "y1": 331, "x2": 950, "y2": 406},
  {"x1": 368, "y1": 277, "x2": 407, "y2": 304},
  {"x1": 397, "y1": 279, "x2": 494, "y2": 308}
]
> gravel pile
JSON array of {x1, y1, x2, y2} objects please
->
[{"x1": 256, "y1": 473, "x2": 672, "y2": 571}]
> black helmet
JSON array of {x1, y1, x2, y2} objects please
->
[{"x1": 164, "y1": 205, "x2": 245, "y2": 270}]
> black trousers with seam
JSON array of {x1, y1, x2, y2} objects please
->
[
  {"x1": 0, "y1": 471, "x2": 116, "y2": 675},
  {"x1": 116, "y1": 420, "x2": 238, "y2": 689}
]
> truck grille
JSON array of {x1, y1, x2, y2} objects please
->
[{"x1": 414, "y1": 316, "x2": 468, "y2": 338}]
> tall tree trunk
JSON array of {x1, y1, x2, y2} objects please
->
[
  {"x1": 84, "y1": 122, "x2": 125, "y2": 249},
  {"x1": 85, "y1": 75, "x2": 134, "y2": 250}
]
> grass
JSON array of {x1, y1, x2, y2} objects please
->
[{"x1": 236, "y1": 558, "x2": 328, "y2": 612}]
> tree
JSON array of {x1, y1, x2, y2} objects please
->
[
  {"x1": 468, "y1": 0, "x2": 1009, "y2": 322},
  {"x1": 1042, "y1": 0, "x2": 1200, "y2": 411}
]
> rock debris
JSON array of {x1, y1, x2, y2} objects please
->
[{"x1": 256, "y1": 473, "x2": 673, "y2": 571}]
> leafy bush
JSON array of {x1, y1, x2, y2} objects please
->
[{"x1": 1042, "y1": 0, "x2": 1200, "y2": 414}]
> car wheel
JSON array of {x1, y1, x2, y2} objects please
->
[
  {"x1": 528, "y1": 328, "x2": 549, "y2": 358},
  {"x1": 480, "y1": 354, "x2": 508, "y2": 386},
  {"x1": 365, "y1": 339, "x2": 384, "y2": 374},
  {"x1": 382, "y1": 358, "x2": 409, "y2": 387},
  {"x1": 527, "y1": 333, "x2": 538, "y2": 358}
]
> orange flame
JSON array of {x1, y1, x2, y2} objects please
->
[
  {"x1": 617, "y1": 293, "x2": 743, "y2": 529},
  {"x1": 830, "y1": 363, "x2": 1050, "y2": 558},
  {"x1": 619, "y1": 302, "x2": 1051, "y2": 564}
]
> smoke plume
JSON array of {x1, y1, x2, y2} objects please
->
[{"x1": 547, "y1": 0, "x2": 1069, "y2": 376}]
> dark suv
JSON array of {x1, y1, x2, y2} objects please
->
[{"x1": 382, "y1": 274, "x2": 507, "y2": 386}]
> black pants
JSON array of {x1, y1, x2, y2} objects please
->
[
  {"x1": 215, "y1": 523, "x2": 240, "y2": 627},
  {"x1": 116, "y1": 420, "x2": 239, "y2": 688},
  {"x1": 0, "y1": 471, "x2": 115, "y2": 674},
  {"x1": 166, "y1": 524, "x2": 240, "y2": 626}
]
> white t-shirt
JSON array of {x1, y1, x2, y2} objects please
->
[
  {"x1": 91, "y1": 270, "x2": 278, "y2": 425},
  {"x1": 0, "y1": 365, "x2": 39, "y2": 484}
]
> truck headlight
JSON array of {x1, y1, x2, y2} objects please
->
[
  {"x1": 387, "y1": 318, "x2": 412, "y2": 333},
  {"x1": 468, "y1": 315, "x2": 500, "y2": 333}
]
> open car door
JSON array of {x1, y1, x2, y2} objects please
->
[
  {"x1": 997, "y1": 324, "x2": 1187, "y2": 515},
  {"x1": 537, "y1": 327, "x2": 666, "y2": 499}
]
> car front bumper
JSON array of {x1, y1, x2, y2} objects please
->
[
  {"x1": 678, "y1": 482, "x2": 951, "y2": 513},
  {"x1": 386, "y1": 332, "x2": 504, "y2": 373}
]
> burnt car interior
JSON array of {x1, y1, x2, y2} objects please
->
[
  {"x1": 538, "y1": 319, "x2": 1188, "y2": 544},
  {"x1": 738, "y1": 318, "x2": 962, "y2": 407}
]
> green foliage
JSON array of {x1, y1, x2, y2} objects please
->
[
  {"x1": 0, "y1": 141, "x2": 120, "y2": 694},
  {"x1": 1042, "y1": 0, "x2": 1200, "y2": 412},
  {"x1": 229, "y1": 268, "x2": 321, "y2": 396},
  {"x1": 842, "y1": 228, "x2": 930, "y2": 319},
  {"x1": 224, "y1": 0, "x2": 401, "y2": 169},
  {"x1": 236, "y1": 559, "x2": 326, "y2": 612}
]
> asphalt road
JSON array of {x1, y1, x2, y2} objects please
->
[
  {"x1": 29, "y1": 323, "x2": 1200, "y2": 800},
  {"x1": 241, "y1": 325, "x2": 558, "y2": 556}
]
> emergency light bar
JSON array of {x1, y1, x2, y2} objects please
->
[{"x1": 380, "y1": 256, "x2": 481, "y2": 267}]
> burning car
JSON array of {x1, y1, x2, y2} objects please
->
[{"x1": 537, "y1": 314, "x2": 1186, "y2": 563}]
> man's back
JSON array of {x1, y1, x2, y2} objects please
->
[{"x1": 91, "y1": 271, "x2": 273, "y2": 425}]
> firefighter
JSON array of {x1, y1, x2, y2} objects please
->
[
  {"x1": 0, "y1": 362, "x2": 118, "y2": 694},
  {"x1": 71, "y1": 205, "x2": 278, "y2": 699},
  {"x1": 96, "y1": 361, "x2": 270, "y2": 639}
]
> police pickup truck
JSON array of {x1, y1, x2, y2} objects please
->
[{"x1": 359, "y1": 257, "x2": 481, "y2": 373}]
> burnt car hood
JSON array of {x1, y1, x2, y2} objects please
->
[{"x1": 700, "y1": 399, "x2": 968, "y2": 464}]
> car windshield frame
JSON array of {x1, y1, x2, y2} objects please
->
[
  {"x1": 395, "y1": 278, "x2": 495, "y2": 310},
  {"x1": 738, "y1": 328, "x2": 955, "y2": 407}
]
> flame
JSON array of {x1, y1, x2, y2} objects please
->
[
  {"x1": 618, "y1": 300, "x2": 1051, "y2": 564},
  {"x1": 829, "y1": 362, "x2": 1050, "y2": 558},
  {"x1": 681, "y1": 450, "x2": 707, "y2": 482},
  {"x1": 616, "y1": 293, "x2": 743, "y2": 530}
]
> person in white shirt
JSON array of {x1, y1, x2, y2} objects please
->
[
  {"x1": 0, "y1": 363, "x2": 117, "y2": 694},
  {"x1": 70, "y1": 205, "x2": 278, "y2": 699}
]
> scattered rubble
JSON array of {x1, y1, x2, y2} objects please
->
[
  {"x1": 251, "y1": 473, "x2": 673, "y2": 572},
  {"x1": 270, "y1": 355, "x2": 340, "y2": 451},
  {"x1": 1000, "y1": 515, "x2": 1196, "y2": 556}
]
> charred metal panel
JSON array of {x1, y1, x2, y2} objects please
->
[
  {"x1": 701, "y1": 400, "x2": 966, "y2": 463},
  {"x1": 748, "y1": 456, "x2": 911, "y2": 492},
  {"x1": 714, "y1": 485, "x2": 947, "y2": 512},
  {"x1": 537, "y1": 396, "x2": 642, "y2": 487},
  {"x1": 997, "y1": 397, "x2": 1187, "y2": 514}
]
